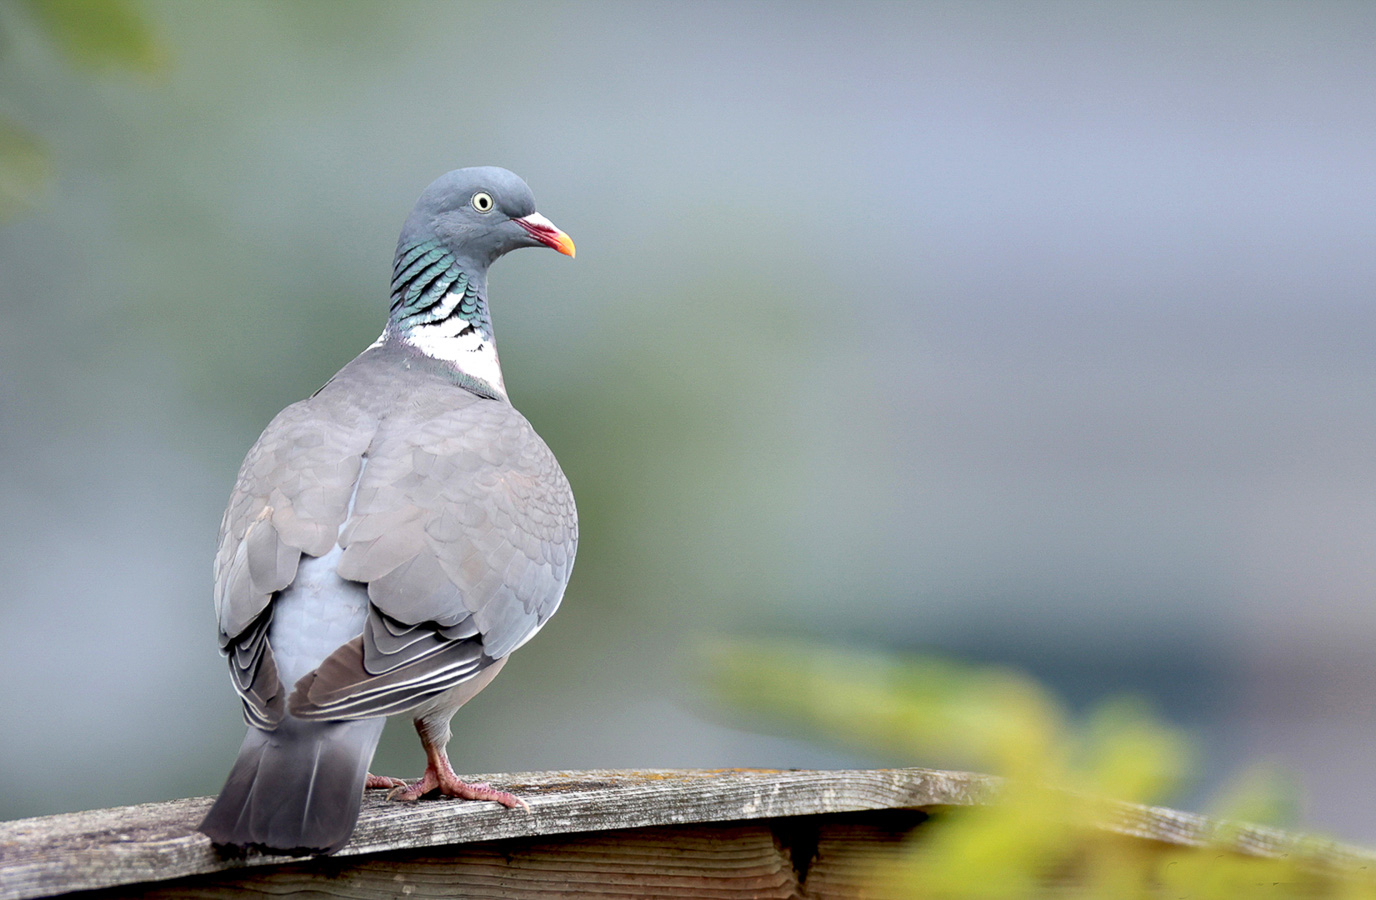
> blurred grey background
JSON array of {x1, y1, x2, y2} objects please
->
[{"x1": 3, "y1": 0, "x2": 1375, "y2": 840}]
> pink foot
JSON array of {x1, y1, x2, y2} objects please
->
[
  {"x1": 386, "y1": 765, "x2": 528, "y2": 809},
  {"x1": 365, "y1": 773, "x2": 408, "y2": 790}
]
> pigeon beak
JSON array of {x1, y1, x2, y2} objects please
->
[{"x1": 514, "y1": 212, "x2": 576, "y2": 258}]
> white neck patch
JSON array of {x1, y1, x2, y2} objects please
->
[{"x1": 389, "y1": 292, "x2": 507, "y2": 398}]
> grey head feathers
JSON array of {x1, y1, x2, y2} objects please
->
[
  {"x1": 388, "y1": 167, "x2": 573, "y2": 356},
  {"x1": 397, "y1": 167, "x2": 542, "y2": 271}
]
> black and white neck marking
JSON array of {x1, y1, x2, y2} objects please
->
[{"x1": 385, "y1": 239, "x2": 507, "y2": 399}]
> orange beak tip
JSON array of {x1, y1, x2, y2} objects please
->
[{"x1": 516, "y1": 212, "x2": 576, "y2": 259}]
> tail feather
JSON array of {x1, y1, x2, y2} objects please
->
[{"x1": 199, "y1": 715, "x2": 386, "y2": 854}]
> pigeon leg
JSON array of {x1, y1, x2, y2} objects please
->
[
  {"x1": 365, "y1": 773, "x2": 407, "y2": 790},
  {"x1": 387, "y1": 718, "x2": 527, "y2": 809}
]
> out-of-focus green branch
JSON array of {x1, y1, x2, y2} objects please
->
[
  {"x1": 20, "y1": 0, "x2": 166, "y2": 74},
  {"x1": 703, "y1": 641, "x2": 1186, "y2": 797},
  {"x1": 0, "y1": 0, "x2": 165, "y2": 218},
  {"x1": 703, "y1": 640, "x2": 1372, "y2": 898},
  {"x1": 0, "y1": 119, "x2": 49, "y2": 219}
]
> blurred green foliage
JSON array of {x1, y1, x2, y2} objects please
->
[
  {"x1": 705, "y1": 642, "x2": 1376, "y2": 898},
  {"x1": 20, "y1": 0, "x2": 166, "y2": 74},
  {"x1": 0, "y1": 0, "x2": 163, "y2": 216},
  {"x1": 0, "y1": 118, "x2": 48, "y2": 219}
]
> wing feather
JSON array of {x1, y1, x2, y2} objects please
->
[
  {"x1": 215, "y1": 347, "x2": 576, "y2": 725},
  {"x1": 293, "y1": 386, "x2": 575, "y2": 718},
  {"x1": 213, "y1": 375, "x2": 382, "y2": 726}
]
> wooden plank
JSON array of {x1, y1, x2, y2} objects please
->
[
  {"x1": 0, "y1": 768, "x2": 991, "y2": 900},
  {"x1": 797, "y1": 813, "x2": 919, "y2": 900},
  {"x1": 4, "y1": 767, "x2": 1375, "y2": 900},
  {"x1": 64, "y1": 810, "x2": 937, "y2": 900},
  {"x1": 76, "y1": 820, "x2": 831, "y2": 899}
]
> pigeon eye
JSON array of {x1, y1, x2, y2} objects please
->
[{"x1": 471, "y1": 192, "x2": 494, "y2": 213}]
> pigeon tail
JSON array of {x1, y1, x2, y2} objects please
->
[{"x1": 198, "y1": 714, "x2": 386, "y2": 854}]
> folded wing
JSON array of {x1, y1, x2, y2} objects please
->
[{"x1": 290, "y1": 392, "x2": 577, "y2": 721}]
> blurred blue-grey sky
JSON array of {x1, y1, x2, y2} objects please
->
[{"x1": 2, "y1": 0, "x2": 1375, "y2": 840}]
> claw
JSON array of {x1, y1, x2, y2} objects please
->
[
  {"x1": 390, "y1": 712, "x2": 529, "y2": 809},
  {"x1": 384, "y1": 768, "x2": 527, "y2": 808},
  {"x1": 387, "y1": 783, "x2": 419, "y2": 802},
  {"x1": 365, "y1": 773, "x2": 408, "y2": 790}
]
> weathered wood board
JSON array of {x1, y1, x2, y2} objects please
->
[
  {"x1": 2, "y1": 767, "x2": 1373, "y2": 900},
  {"x1": 0, "y1": 768, "x2": 987, "y2": 899},
  {"x1": 71, "y1": 812, "x2": 930, "y2": 900}
]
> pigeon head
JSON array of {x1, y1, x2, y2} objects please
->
[
  {"x1": 397, "y1": 167, "x2": 574, "y2": 271},
  {"x1": 386, "y1": 168, "x2": 573, "y2": 399}
]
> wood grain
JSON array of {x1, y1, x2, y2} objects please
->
[
  {"x1": 79, "y1": 822, "x2": 817, "y2": 899},
  {"x1": 0, "y1": 768, "x2": 988, "y2": 900},
  {"x1": 71, "y1": 810, "x2": 936, "y2": 900},
  {"x1": 3, "y1": 767, "x2": 1374, "y2": 900}
]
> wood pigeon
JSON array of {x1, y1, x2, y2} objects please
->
[{"x1": 198, "y1": 168, "x2": 578, "y2": 854}]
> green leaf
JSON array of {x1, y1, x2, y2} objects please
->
[
  {"x1": 702, "y1": 640, "x2": 1376, "y2": 898},
  {"x1": 21, "y1": 0, "x2": 167, "y2": 74},
  {"x1": 1207, "y1": 762, "x2": 1301, "y2": 828},
  {"x1": 0, "y1": 118, "x2": 51, "y2": 220}
]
